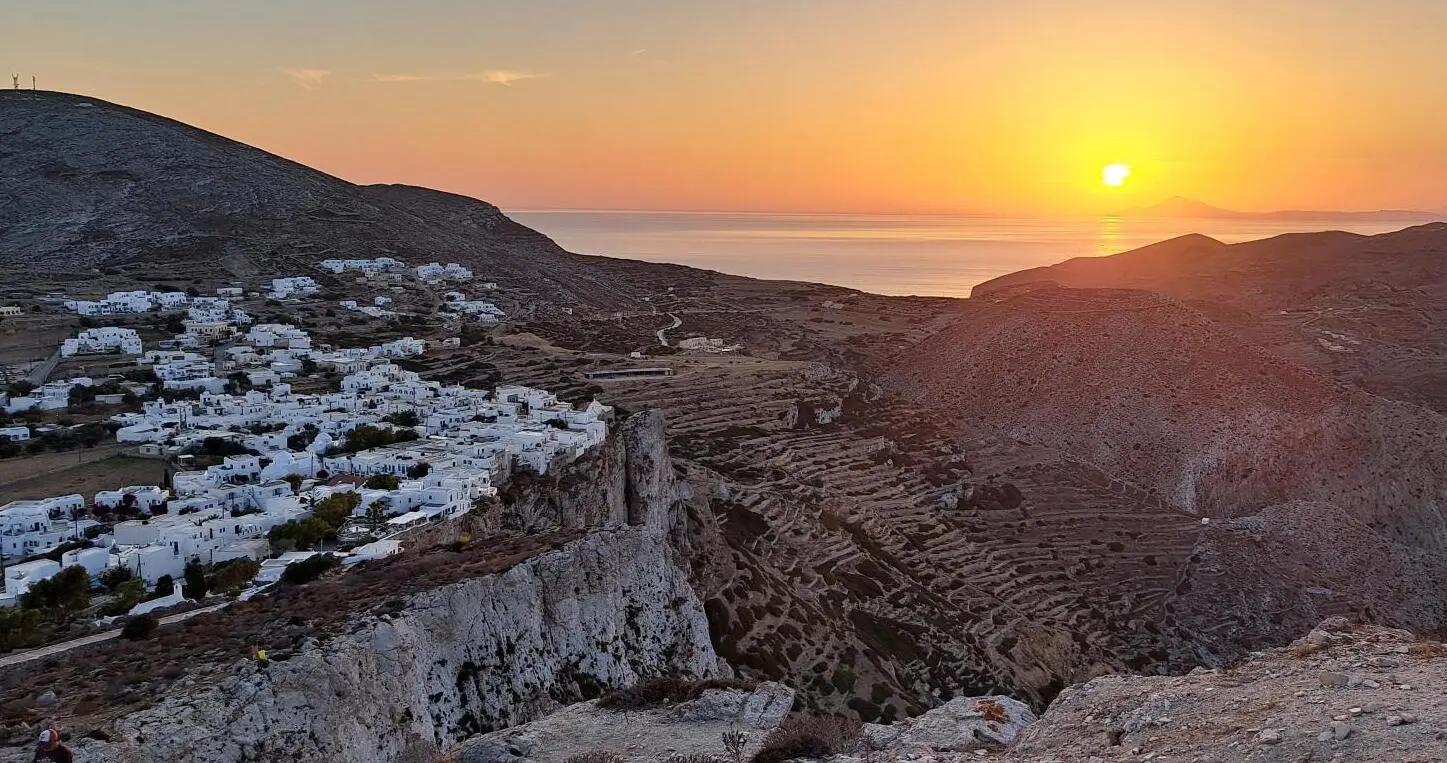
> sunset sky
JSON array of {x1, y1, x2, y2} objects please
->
[{"x1": 7, "y1": 1, "x2": 1447, "y2": 215}]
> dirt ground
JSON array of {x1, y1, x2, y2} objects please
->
[{"x1": 0, "y1": 450, "x2": 169, "y2": 501}]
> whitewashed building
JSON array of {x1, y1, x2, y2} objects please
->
[{"x1": 61, "y1": 327, "x2": 143, "y2": 357}]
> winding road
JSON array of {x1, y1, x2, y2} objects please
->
[{"x1": 655, "y1": 313, "x2": 682, "y2": 347}]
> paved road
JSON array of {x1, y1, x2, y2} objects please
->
[
  {"x1": 24, "y1": 347, "x2": 62, "y2": 386},
  {"x1": 656, "y1": 313, "x2": 682, "y2": 347},
  {"x1": 0, "y1": 602, "x2": 229, "y2": 669}
]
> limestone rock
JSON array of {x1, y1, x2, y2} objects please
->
[
  {"x1": 674, "y1": 682, "x2": 794, "y2": 729},
  {"x1": 886, "y1": 695, "x2": 1037, "y2": 751}
]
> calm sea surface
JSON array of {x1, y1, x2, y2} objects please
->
[{"x1": 509, "y1": 210, "x2": 1424, "y2": 298}]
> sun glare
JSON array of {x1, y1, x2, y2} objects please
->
[{"x1": 1102, "y1": 163, "x2": 1131, "y2": 187}]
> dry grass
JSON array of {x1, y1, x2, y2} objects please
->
[
  {"x1": 751, "y1": 715, "x2": 864, "y2": 763},
  {"x1": 1408, "y1": 641, "x2": 1447, "y2": 658},
  {"x1": 565, "y1": 752, "x2": 626, "y2": 763},
  {"x1": 1290, "y1": 642, "x2": 1324, "y2": 658}
]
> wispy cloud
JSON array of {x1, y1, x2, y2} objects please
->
[
  {"x1": 282, "y1": 68, "x2": 331, "y2": 90},
  {"x1": 368, "y1": 69, "x2": 551, "y2": 87},
  {"x1": 630, "y1": 48, "x2": 648, "y2": 57},
  {"x1": 370, "y1": 73, "x2": 436, "y2": 83},
  {"x1": 466, "y1": 69, "x2": 550, "y2": 86}
]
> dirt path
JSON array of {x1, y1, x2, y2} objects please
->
[{"x1": 0, "y1": 602, "x2": 229, "y2": 669}]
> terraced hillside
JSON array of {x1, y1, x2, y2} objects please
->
[
  {"x1": 13, "y1": 89, "x2": 1447, "y2": 727},
  {"x1": 423, "y1": 343, "x2": 1237, "y2": 716},
  {"x1": 881, "y1": 286, "x2": 1447, "y2": 644}
]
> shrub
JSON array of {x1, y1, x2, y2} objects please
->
[
  {"x1": 363, "y1": 475, "x2": 399, "y2": 491},
  {"x1": 153, "y1": 575, "x2": 175, "y2": 598},
  {"x1": 750, "y1": 716, "x2": 863, "y2": 763},
  {"x1": 597, "y1": 676, "x2": 758, "y2": 711},
  {"x1": 121, "y1": 614, "x2": 158, "y2": 641},
  {"x1": 564, "y1": 752, "x2": 625, "y2": 763},
  {"x1": 280, "y1": 554, "x2": 340, "y2": 585},
  {"x1": 22, "y1": 566, "x2": 91, "y2": 613},
  {"x1": 213, "y1": 558, "x2": 261, "y2": 594}
]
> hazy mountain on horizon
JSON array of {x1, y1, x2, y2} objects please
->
[{"x1": 1120, "y1": 195, "x2": 1445, "y2": 222}]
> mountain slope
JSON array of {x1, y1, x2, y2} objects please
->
[
  {"x1": 971, "y1": 223, "x2": 1447, "y2": 412},
  {"x1": 0, "y1": 90, "x2": 725, "y2": 309}
]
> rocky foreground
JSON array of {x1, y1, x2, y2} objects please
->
[
  {"x1": 1001, "y1": 618, "x2": 1447, "y2": 763},
  {"x1": 457, "y1": 620, "x2": 1447, "y2": 763}
]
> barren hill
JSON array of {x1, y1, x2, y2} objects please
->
[
  {"x1": 0, "y1": 90, "x2": 731, "y2": 309},
  {"x1": 971, "y1": 223, "x2": 1447, "y2": 411}
]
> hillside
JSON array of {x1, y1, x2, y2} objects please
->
[
  {"x1": 8, "y1": 88, "x2": 1447, "y2": 753},
  {"x1": 971, "y1": 223, "x2": 1447, "y2": 413},
  {"x1": 0, "y1": 90, "x2": 734, "y2": 311}
]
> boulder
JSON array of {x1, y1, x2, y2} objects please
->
[
  {"x1": 674, "y1": 682, "x2": 795, "y2": 729},
  {"x1": 888, "y1": 696, "x2": 1037, "y2": 751},
  {"x1": 459, "y1": 732, "x2": 537, "y2": 763}
]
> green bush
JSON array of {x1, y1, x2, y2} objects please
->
[
  {"x1": 363, "y1": 474, "x2": 399, "y2": 490},
  {"x1": 22, "y1": 566, "x2": 91, "y2": 613},
  {"x1": 280, "y1": 554, "x2": 340, "y2": 585},
  {"x1": 121, "y1": 613, "x2": 158, "y2": 640},
  {"x1": 99, "y1": 566, "x2": 134, "y2": 592}
]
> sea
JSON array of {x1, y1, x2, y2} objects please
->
[{"x1": 508, "y1": 210, "x2": 1429, "y2": 298}]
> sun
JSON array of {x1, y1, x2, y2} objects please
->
[{"x1": 1102, "y1": 163, "x2": 1131, "y2": 187}]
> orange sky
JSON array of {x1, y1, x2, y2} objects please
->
[{"x1": 7, "y1": 1, "x2": 1447, "y2": 215}]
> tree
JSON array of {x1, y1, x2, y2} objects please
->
[
  {"x1": 213, "y1": 558, "x2": 261, "y2": 594},
  {"x1": 283, "y1": 474, "x2": 304, "y2": 495},
  {"x1": 383, "y1": 410, "x2": 420, "y2": 427},
  {"x1": 183, "y1": 560, "x2": 209, "y2": 600},
  {"x1": 363, "y1": 474, "x2": 399, "y2": 490},
  {"x1": 406, "y1": 461, "x2": 431, "y2": 479},
  {"x1": 268, "y1": 517, "x2": 334, "y2": 551},
  {"x1": 99, "y1": 566, "x2": 134, "y2": 592},
  {"x1": 344, "y1": 425, "x2": 395, "y2": 452},
  {"x1": 113, "y1": 578, "x2": 148, "y2": 613},
  {"x1": 311, "y1": 492, "x2": 361, "y2": 527},
  {"x1": 23, "y1": 566, "x2": 91, "y2": 614},
  {"x1": 5, "y1": 381, "x2": 35, "y2": 398},
  {"x1": 68, "y1": 384, "x2": 97, "y2": 407},
  {"x1": 280, "y1": 554, "x2": 339, "y2": 585},
  {"x1": 365, "y1": 499, "x2": 390, "y2": 535},
  {"x1": 0, "y1": 608, "x2": 44, "y2": 651},
  {"x1": 154, "y1": 574, "x2": 175, "y2": 598},
  {"x1": 121, "y1": 613, "x2": 158, "y2": 640}
]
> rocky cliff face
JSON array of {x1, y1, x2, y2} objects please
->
[{"x1": 5, "y1": 412, "x2": 718, "y2": 763}]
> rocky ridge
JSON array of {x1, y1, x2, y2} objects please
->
[{"x1": 0, "y1": 412, "x2": 717, "y2": 763}]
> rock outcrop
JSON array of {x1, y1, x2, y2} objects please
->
[
  {"x1": 457, "y1": 683, "x2": 797, "y2": 763},
  {"x1": 1003, "y1": 619, "x2": 1447, "y2": 762},
  {"x1": 1, "y1": 412, "x2": 716, "y2": 763}
]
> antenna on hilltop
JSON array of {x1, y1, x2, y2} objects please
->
[
  {"x1": 31, "y1": 75, "x2": 36, "y2": 91},
  {"x1": 9, "y1": 74, "x2": 17, "y2": 90}
]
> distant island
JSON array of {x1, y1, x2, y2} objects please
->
[{"x1": 1119, "y1": 196, "x2": 1445, "y2": 222}]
